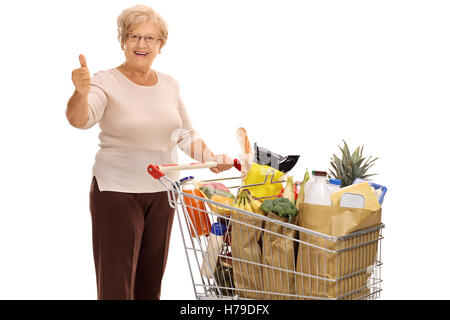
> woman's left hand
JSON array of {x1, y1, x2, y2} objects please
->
[{"x1": 210, "y1": 154, "x2": 234, "y2": 174}]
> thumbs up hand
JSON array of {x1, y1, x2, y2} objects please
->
[{"x1": 71, "y1": 54, "x2": 91, "y2": 95}]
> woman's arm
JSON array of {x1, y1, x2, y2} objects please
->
[
  {"x1": 179, "y1": 134, "x2": 233, "y2": 173},
  {"x1": 66, "y1": 90, "x2": 89, "y2": 128},
  {"x1": 66, "y1": 54, "x2": 91, "y2": 128},
  {"x1": 186, "y1": 137, "x2": 215, "y2": 163}
]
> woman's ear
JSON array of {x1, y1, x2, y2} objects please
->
[{"x1": 158, "y1": 42, "x2": 165, "y2": 54}]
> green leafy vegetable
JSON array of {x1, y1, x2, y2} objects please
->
[{"x1": 260, "y1": 197, "x2": 298, "y2": 221}]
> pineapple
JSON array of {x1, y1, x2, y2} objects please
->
[{"x1": 329, "y1": 140, "x2": 378, "y2": 187}]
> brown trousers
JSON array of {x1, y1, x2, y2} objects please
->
[{"x1": 89, "y1": 177, "x2": 175, "y2": 300}]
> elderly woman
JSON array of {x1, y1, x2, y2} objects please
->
[{"x1": 66, "y1": 4, "x2": 234, "y2": 300}]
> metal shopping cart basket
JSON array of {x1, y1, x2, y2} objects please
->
[{"x1": 148, "y1": 161, "x2": 384, "y2": 300}]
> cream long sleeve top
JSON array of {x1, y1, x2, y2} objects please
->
[{"x1": 80, "y1": 68, "x2": 201, "y2": 193}]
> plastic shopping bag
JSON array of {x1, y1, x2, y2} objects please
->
[{"x1": 243, "y1": 163, "x2": 285, "y2": 200}]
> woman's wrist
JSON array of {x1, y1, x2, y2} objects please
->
[{"x1": 203, "y1": 150, "x2": 216, "y2": 163}]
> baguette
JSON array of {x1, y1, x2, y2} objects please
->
[
  {"x1": 236, "y1": 127, "x2": 254, "y2": 179},
  {"x1": 236, "y1": 127, "x2": 252, "y2": 155}
]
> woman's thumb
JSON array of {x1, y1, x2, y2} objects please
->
[{"x1": 79, "y1": 54, "x2": 88, "y2": 68}]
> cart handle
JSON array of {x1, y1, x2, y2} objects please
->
[{"x1": 148, "y1": 158, "x2": 241, "y2": 179}]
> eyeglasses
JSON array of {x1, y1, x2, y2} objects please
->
[{"x1": 127, "y1": 34, "x2": 161, "y2": 45}]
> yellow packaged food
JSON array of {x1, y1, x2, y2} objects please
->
[
  {"x1": 331, "y1": 182, "x2": 381, "y2": 211},
  {"x1": 243, "y1": 163, "x2": 285, "y2": 199}
]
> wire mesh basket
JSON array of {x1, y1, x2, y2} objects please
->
[{"x1": 148, "y1": 162, "x2": 384, "y2": 300}]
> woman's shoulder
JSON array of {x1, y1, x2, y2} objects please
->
[
  {"x1": 156, "y1": 70, "x2": 179, "y2": 87},
  {"x1": 90, "y1": 68, "x2": 118, "y2": 85}
]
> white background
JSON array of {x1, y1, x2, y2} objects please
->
[{"x1": 0, "y1": 0, "x2": 449, "y2": 300}]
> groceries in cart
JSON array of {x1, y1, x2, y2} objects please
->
[
  {"x1": 147, "y1": 133, "x2": 386, "y2": 300},
  {"x1": 242, "y1": 163, "x2": 285, "y2": 199},
  {"x1": 328, "y1": 140, "x2": 387, "y2": 206},
  {"x1": 196, "y1": 181, "x2": 236, "y2": 216},
  {"x1": 212, "y1": 255, "x2": 234, "y2": 297},
  {"x1": 198, "y1": 182, "x2": 235, "y2": 205},
  {"x1": 276, "y1": 176, "x2": 300, "y2": 201},
  {"x1": 229, "y1": 189, "x2": 266, "y2": 299},
  {"x1": 236, "y1": 127, "x2": 254, "y2": 179},
  {"x1": 200, "y1": 222, "x2": 227, "y2": 278},
  {"x1": 179, "y1": 176, "x2": 211, "y2": 237},
  {"x1": 292, "y1": 140, "x2": 388, "y2": 210},
  {"x1": 254, "y1": 142, "x2": 300, "y2": 173},
  {"x1": 237, "y1": 128, "x2": 298, "y2": 200}
]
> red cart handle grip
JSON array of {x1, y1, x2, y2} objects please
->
[
  {"x1": 233, "y1": 158, "x2": 241, "y2": 171},
  {"x1": 147, "y1": 164, "x2": 165, "y2": 179}
]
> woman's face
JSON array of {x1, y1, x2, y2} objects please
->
[{"x1": 122, "y1": 20, "x2": 163, "y2": 70}]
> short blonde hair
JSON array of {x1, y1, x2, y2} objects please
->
[{"x1": 117, "y1": 4, "x2": 168, "y2": 49}]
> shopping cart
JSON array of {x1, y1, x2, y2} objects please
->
[{"x1": 148, "y1": 161, "x2": 384, "y2": 300}]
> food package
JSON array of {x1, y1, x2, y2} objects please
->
[
  {"x1": 197, "y1": 181, "x2": 236, "y2": 216},
  {"x1": 212, "y1": 255, "x2": 235, "y2": 297},
  {"x1": 254, "y1": 142, "x2": 300, "y2": 173},
  {"x1": 331, "y1": 182, "x2": 381, "y2": 211},
  {"x1": 243, "y1": 163, "x2": 285, "y2": 200},
  {"x1": 353, "y1": 178, "x2": 388, "y2": 205},
  {"x1": 198, "y1": 182, "x2": 235, "y2": 199}
]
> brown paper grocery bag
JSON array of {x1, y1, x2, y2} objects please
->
[
  {"x1": 296, "y1": 203, "x2": 382, "y2": 299},
  {"x1": 262, "y1": 213, "x2": 298, "y2": 300},
  {"x1": 231, "y1": 210, "x2": 265, "y2": 299}
]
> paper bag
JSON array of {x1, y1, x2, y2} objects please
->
[
  {"x1": 231, "y1": 210, "x2": 265, "y2": 299},
  {"x1": 296, "y1": 203, "x2": 382, "y2": 299},
  {"x1": 262, "y1": 212, "x2": 298, "y2": 299}
]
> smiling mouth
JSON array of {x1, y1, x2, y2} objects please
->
[{"x1": 134, "y1": 51, "x2": 149, "y2": 56}]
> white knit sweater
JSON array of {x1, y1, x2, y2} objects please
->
[{"x1": 81, "y1": 68, "x2": 199, "y2": 193}]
